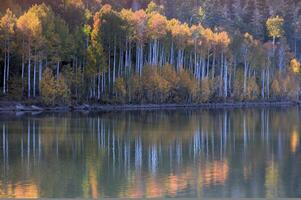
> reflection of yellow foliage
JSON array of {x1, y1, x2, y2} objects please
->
[
  {"x1": 0, "y1": 182, "x2": 39, "y2": 198},
  {"x1": 265, "y1": 161, "x2": 279, "y2": 198},
  {"x1": 89, "y1": 167, "x2": 99, "y2": 199},
  {"x1": 165, "y1": 175, "x2": 179, "y2": 197},
  {"x1": 291, "y1": 130, "x2": 299, "y2": 153},
  {"x1": 125, "y1": 188, "x2": 143, "y2": 198},
  {"x1": 145, "y1": 177, "x2": 163, "y2": 198},
  {"x1": 164, "y1": 171, "x2": 192, "y2": 197},
  {"x1": 243, "y1": 165, "x2": 252, "y2": 180},
  {"x1": 202, "y1": 160, "x2": 229, "y2": 186}
]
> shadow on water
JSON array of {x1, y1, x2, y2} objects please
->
[{"x1": 0, "y1": 107, "x2": 301, "y2": 198}]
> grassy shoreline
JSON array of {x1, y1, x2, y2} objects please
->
[{"x1": 0, "y1": 100, "x2": 298, "y2": 112}]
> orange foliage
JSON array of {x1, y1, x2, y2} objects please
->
[{"x1": 147, "y1": 12, "x2": 167, "y2": 39}]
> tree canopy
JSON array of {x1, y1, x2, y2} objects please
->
[{"x1": 0, "y1": 0, "x2": 301, "y2": 104}]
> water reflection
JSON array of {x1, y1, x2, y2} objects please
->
[{"x1": 0, "y1": 107, "x2": 300, "y2": 198}]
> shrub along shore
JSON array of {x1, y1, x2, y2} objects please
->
[{"x1": 0, "y1": 100, "x2": 298, "y2": 112}]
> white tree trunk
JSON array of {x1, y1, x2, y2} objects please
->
[
  {"x1": 56, "y1": 61, "x2": 60, "y2": 77},
  {"x1": 6, "y1": 46, "x2": 10, "y2": 93},
  {"x1": 33, "y1": 59, "x2": 36, "y2": 97},
  {"x1": 28, "y1": 50, "x2": 31, "y2": 98},
  {"x1": 243, "y1": 59, "x2": 248, "y2": 95},
  {"x1": 113, "y1": 39, "x2": 116, "y2": 83},
  {"x1": 224, "y1": 57, "x2": 228, "y2": 97},
  {"x1": 98, "y1": 74, "x2": 101, "y2": 100},
  {"x1": 22, "y1": 55, "x2": 25, "y2": 96},
  {"x1": 170, "y1": 41, "x2": 174, "y2": 65},
  {"x1": 39, "y1": 59, "x2": 42, "y2": 94},
  {"x1": 261, "y1": 69, "x2": 265, "y2": 99},
  {"x1": 3, "y1": 47, "x2": 6, "y2": 94}
]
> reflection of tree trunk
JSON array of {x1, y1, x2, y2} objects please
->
[
  {"x1": 243, "y1": 113, "x2": 247, "y2": 150},
  {"x1": 2, "y1": 124, "x2": 5, "y2": 161},
  {"x1": 223, "y1": 111, "x2": 227, "y2": 151},
  {"x1": 27, "y1": 120, "x2": 30, "y2": 160}
]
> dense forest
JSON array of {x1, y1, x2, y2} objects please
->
[{"x1": 1, "y1": 0, "x2": 301, "y2": 105}]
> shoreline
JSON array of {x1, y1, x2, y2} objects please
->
[{"x1": 0, "y1": 101, "x2": 299, "y2": 112}]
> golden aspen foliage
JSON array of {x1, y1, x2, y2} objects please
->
[
  {"x1": 160, "y1": 64, "x2": 179, "y2": 87},
  {"x1": 271, "y1": 77, "x2": 282, "y2": 97},
  {"x1": 41, "y1": 68, "x2": 70, "y2": 105},
  {"x1": 131, "y1": 9, "x2": 148, "y2": 43},
  {"x1": 233, "y1": 69, "x2": 244, "y2": 100},
  {"x1": 199, "y1": 78, "x2": 212, "y2": 102},
  {"x1": 128, "y1": 74, "x2": 142, "y2": 102},
  {"x1": 246, "y1": 76, "x2": 259, "y2": 100},
  {"x1": 114, "y1": 77, "x2": 127, "y2": 102},
  {"x1": 266, "y1": 16, "x2": 284, "y2": 40},
  {"x1": 177, "y1": 70, "x2": 198, "y2": 102},
  {"x1": 216, "y1": 31, "x2": 231, "y2": 48},
  {"x1": 146, "y1": 1, "x2": 164, "y2": 14},
  {"x1": 0, "y1": 9, "x2": 16, "y2": 37},
  {"x1": 55, "y1": 74, "x2": 70, "y2": 104},
  {"x1": 168, "y1": 19, "x2": 191, "y2": 49},
  {"x1": 40, "y1": 68, "x2": 57, "y2": 105},
  {"x1": 141, "y1": 65, "x2": 169, "y2": 103},
  {"x1": 16, "y1": 7, "x2": 42, "y2": 39},
  {"x1": 147, "y1": 12, "x2": 167, "y2": 40},
  {"x1": 272, "y1": 72, "x2": 299, "y2": 99}
]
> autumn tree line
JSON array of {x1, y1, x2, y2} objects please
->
[{"x1": 1, "y1": 0, "x2": 301, "y2": 105}]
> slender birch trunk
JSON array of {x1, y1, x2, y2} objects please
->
[
  {"x1": 22, "y1": 53, "x2": 25, "y2": 96},
  {"x1": 33, "y1": 56, "x2": 36, "y2": 97},
  {"x1": 56, "y1": 61, "x2": 60, "y2": 77},
  {"x1": 28, "y1": 47, "x2": 31, "y2": 98},
  {"x1": 243, "y1": 58, "x2": 248, "y2": 95},
  {"x1": 224, "y1": 57, "x2": 228, "y2": 97},
  {"x1": 3, "y1": 42, "x2": 7, "y2": 94}
]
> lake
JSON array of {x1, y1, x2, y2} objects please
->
[{"x1": 0, "y1": 107, "x2": 300, "y2": 198}]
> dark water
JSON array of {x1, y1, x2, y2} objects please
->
[{"x1": 0, "y1": 107, "x2": 301, "y2": 198}]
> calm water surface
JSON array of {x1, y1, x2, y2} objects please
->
[{"x1": 0, "y1": 107, "x2": 301, "y2": 198}]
